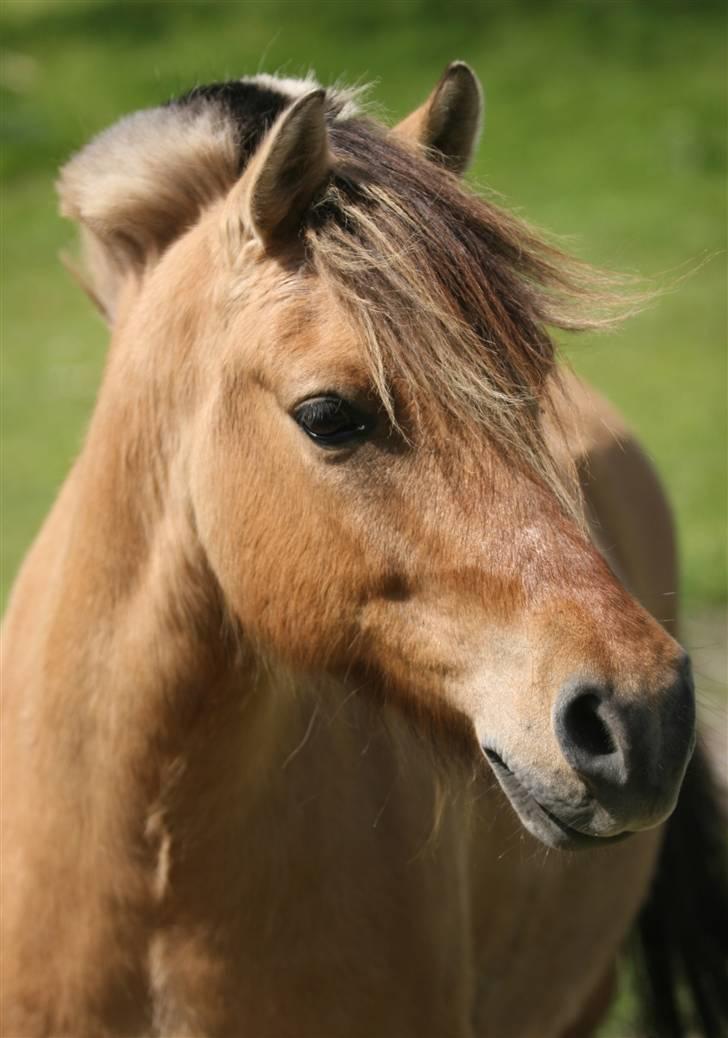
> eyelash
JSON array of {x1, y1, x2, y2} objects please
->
[{"x1": 293, "y1": 395, "x2": 372, "y2": 448}]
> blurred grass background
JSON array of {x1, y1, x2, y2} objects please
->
[{"x1": 0, "y1": 2, "x2": 725, "y2": 1033}]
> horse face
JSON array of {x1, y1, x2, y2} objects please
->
[{"x1": 186, "y1": 229, "x2": 692, "y2": 851}]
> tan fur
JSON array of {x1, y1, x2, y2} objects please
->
[{"x1": 2, "y1": 71, "x2": 690, "y2": 1037}]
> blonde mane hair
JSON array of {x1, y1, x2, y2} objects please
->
[{"x1": 304, "y1": 117, "x2": 638, "y2": 515}]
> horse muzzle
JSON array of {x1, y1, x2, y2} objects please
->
[{"x1": 482, "y1": 655, "x2": 696, "y2": 851}]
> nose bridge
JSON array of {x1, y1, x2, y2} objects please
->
[
  {"x1": 432, "y1": 467, "x2": 683, "y2": 688},
  {"x1": 593, "y1": 591, "x2": 683, "y2": 705},
  {"x1": 530, "y1": 589, "x2": 677, "y2": 700},
  {"x1": 530, "y1": 511, "x2": 682, "y2": 680}
]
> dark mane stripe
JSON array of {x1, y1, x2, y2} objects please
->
[{"x1": 172, "y1": 81, "x2": 291, "y2": 174}]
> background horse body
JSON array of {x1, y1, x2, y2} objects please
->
[{"x1": 1, "y1": 67, "x2": 725, "y2": 1038}]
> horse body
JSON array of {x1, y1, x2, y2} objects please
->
[
  {"x1": 0, "y1": 361, "x2": 660, "y2": 1036},
  {"x1": 0, "y1": 557, "x2": 659, "y2": 1038},
  {"x1": 2, "y1": 67, "x2": 725, "y2": 1037}
]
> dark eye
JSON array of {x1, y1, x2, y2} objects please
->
[{"x1": 293, "y1": 395, "x2": 373, "y2": 449}]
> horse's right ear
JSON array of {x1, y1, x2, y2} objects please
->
[{"x1": 234, "y1": 89, "x2": 331, "y2": 250}]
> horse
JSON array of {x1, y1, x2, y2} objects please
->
[{"x1": 1, "y1": 63, "x2": 726, "y2": 1038}]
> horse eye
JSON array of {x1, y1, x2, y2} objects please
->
[{"x1": 293, "y1": 395, "x2": 372, "y2": 448}]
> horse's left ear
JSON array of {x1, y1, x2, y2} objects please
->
[
  {"x1": 241, "y1": 89, "x2": 332, "y2": 247},
  {"x1": 392, "y1": 62, "x2": 483, "y2": 174}
]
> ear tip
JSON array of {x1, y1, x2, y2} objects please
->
[
  {"x1": 444, "y1": 61, "x2": 477, "y2": 81},
  {"x1": 392, "y1": 63, "x2": 483, "y2": 174},
  {"x1": 295, "y1": 87, "x2": 327, "y2": 112},
  {"x1": 443, "y1": 61, "x2": 483, "y2": 98},
  {"x1": 284, "y1": 88, "x2": 328, "y2": 133}
]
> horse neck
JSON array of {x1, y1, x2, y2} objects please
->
[
  {"x1": 1, "y1": 319, "x2": 316, "y2": 1022},
  {"x1": 3, "y1": 281, "x2": 247, "y2": 851}
]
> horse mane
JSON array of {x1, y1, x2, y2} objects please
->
[
  {"x1": 59, "y1": 74, "x2": 638, "y2": 512},
  {"x1": 304, "y1": 116, "x2": 639, "y2": 514}
]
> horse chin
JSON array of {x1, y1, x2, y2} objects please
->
[{"x1": 483, "y1": 749, "x2": 633, "y2": 852}]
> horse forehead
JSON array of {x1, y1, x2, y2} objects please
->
[{"x1": 245, "y1": 279, "x2": 369, "y2": 386}]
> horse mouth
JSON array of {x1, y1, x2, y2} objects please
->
[{"x1": 483, "y1": 749, "x2": 631, "y2": 851}]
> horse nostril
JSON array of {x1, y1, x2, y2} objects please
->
[
  {"x1": 554, "y1": 684, "x2": 624, "y2": 786},
  {"x1": 562, "y1": 691, "x2": 616, "y2": 758},
  {"x1": 554, "y1": 665, "x2": 695, "y2": 831}
]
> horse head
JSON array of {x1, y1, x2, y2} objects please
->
[{"x1": 57, "y1": 64, "x2": 694, "y2": 850}]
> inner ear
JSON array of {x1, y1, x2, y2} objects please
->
[
  {"x1": 392, "y1": 62, "x2": 483, "y2": 174},
  {"x1": 242, "y1": 89, "x2": 332, "y2": 247}
]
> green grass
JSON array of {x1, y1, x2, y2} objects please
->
[{"x1": 2, "y1": 2, "x2": 725, "y2": 609}]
